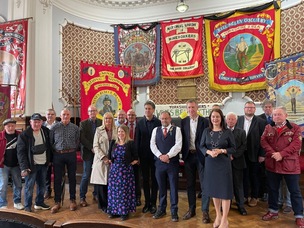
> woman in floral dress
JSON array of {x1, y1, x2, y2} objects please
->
[{"x1": 107, "y1": 124, "x2": 138, "y2": 220}]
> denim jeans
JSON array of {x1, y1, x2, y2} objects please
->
[
  {"x1": 79, "y1": 158, "x2": 97, "y2": 199},
  {"x1": 24, "y1": 164, "x2": 47, "y2": 208},
  {"x1": 278, "y1": 179, "x2": 291, "y2": 207},
  {"x1": 266, "y1": 171, "x2": 303, "y2": 218},
  {"x1": 0, "y1": 165, "x2": 22, "y2": 207}
]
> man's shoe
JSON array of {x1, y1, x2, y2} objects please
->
[
  {"x1": 150, "y1": 205, "x2": 157, "y2": 214},
  {"x1": 248, "y1": 198, "x2": 258, "y2": 207},
  {"x1": 44, "y1": 192, "x2": 51, "y2": 200},
  {"x1": 202, "y1": 211, "x2": 211, "y2": 224},
  {"x1": 197, "y1": 192, "x2": 202, "y2": 198},
  {"x1": 262, "y1": 211, "x2": 279, "y2": 221},
  {"x1": 51, "y1": 202, "x2": 61, "y2": 214},
  {"x1": 80, "y1": 198, "x2": 88, "y2": 207},
  {"x1": 182, "y1": 210, "x2": 196, "y2": 220},
  {"x1": 34, "y1": 203, "x2": 50, "y2": 210},
  {"x1": 136, "y1": 198, "x2": 141, "y2": 206},
  {"x1": 153, "y1": 210, "x2": 166, "y2": 219},
  {"x1": 70, "y1": 200, "x2": 77, "y2": 211},
  {"x1": 0, "y1": 206, "x2": 8, "y2": 209},
  {"x1": 171, "y1": 213, "x2": 179, "y2": 222},
  {"x1": 24, "y1": 207, "x2": 32, "y2": 212},
  {"x1": 283, "y1": 206, "x2": 292, "y2": 214},
  {"x1": 296, "y1": 218, "x2": 304, "y2": 228},
  {"x1": 142, "y1": 204, "x2": 150, "y2": 213},
  {"x1": 14, "y1": 203, "x2": 25, "y2": 210},
  {"x1": 238, "y1": 207, "x2": 247, "y2": 216}
]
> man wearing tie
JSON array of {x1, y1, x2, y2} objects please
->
[
  {"x1": 126, "y1": 108, "x2": 141, "y2": 206},
  {"x1": 150, "y1": 111, "x2": 182, "y2": 222},
  {"x1": 259, "y1": 99, "x2": 275, "y2": 125},
  {"x1": 79, "y1": 105, "x2": 102, "y2": 207},
  {"x1": 181, "y1": 99, "x2": 210, "y2": 223}
]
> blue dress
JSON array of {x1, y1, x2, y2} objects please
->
[{"x1": 107, "y1": 144, "x2": 136, "y2": 216}]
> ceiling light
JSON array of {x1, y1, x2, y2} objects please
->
[{"x1": 176, "y1": 0, "x2": 189, "y2": 13}]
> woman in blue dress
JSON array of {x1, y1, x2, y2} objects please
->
[
  {"x1": 200, "y1": 109, "x2": 236, "y2": 228},
  {"x1": 107, "y1": 124, "x2": 138, "y2": 221}
]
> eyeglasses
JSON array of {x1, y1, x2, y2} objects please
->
[
  {"x1": 244, "y1": 107, "x2": 255, "y2": 109},
  {"x1": 88, "y1": 110, "x2": 97, "y2": 112}
]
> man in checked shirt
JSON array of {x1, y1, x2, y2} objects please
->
[{"x1": 49, "y1": 108, "x2": 80, "y2": 213}]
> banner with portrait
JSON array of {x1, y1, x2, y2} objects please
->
[
  {"x1": 0, "y1": 85, "x2": 11, "y2": 130},
  {"x1": 80, "y1": 62, "x2": 131, "y2": 120},
  {"x1": 265, "y1": 52, "x2": 304, "y2": 135},
  {"x1": 205, "y1": 2, "x2": 280, "y2": 92},
  {"x1": 0, "y1": 19, "x2": 28, "y2": 115},
  {"x1": 161, "y1": 17, "x2": 203, "y2": 79},
  {"x1": 114, "y1": 23, "x2": 160, "y2": 87}
]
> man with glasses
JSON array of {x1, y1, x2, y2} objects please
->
[{"x1": 79, "y1": 105, "x2": 102, "y2": 207}]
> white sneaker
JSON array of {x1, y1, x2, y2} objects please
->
[
  {"x1": 14, "y1": 203, "x2": 25, "y2": 210},
  {"x1": 0, "y1": 206, "x2": 8, "y2": 209}
]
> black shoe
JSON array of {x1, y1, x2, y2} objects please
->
[
  {"x1": 108, "y1": 214, "x2": 119, "y2": 218},
  {"x1": 238, "y1": 207, "x2": 247, "y2": 216},
  {"x1": 142, "y1": 204, "x2": 150, "y2": 213},
  {"x1": 197, "y1": 192, "x2": 202, "y2": 198},
  {"x1": 153, "y1": 210, "x2": 166, "y2": 219},
  {"x1": 182, "y1": 210, "x2": 196, "y2": 220},
  {"x1": 171, "y1": 213, "x2": 179, "y2": 222},
  {"x1": 136, "y1": 198, "x2": 141, "y2": 206},
  {"x1": 150, "y1": 205, "x2": 157, "y2": 214},
  {"x1": 121, "y1": 214, "x2": 129, "y2": 221}
]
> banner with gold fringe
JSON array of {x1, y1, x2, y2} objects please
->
[
  {"x1": 80, "y1": 62, "x2": 131, "y2": 120},
  {"x1": 205, "y1": 2, "x2": 280, "y2": 92}
]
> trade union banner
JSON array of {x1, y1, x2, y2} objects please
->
[
  {"x1": 80, "y1": 62, "x2": 131, "y2": 120},
  {"x1": 205, "y1": 2, "x2": 280, "y2": 92},
  {"x1": 0, "y1": 19, "x2": 28, "y2": 115},
  {"x1": 161, "y1": 17, "x2": 203, "y2": 79},
  {"x1": 264, "y1": 52, "x2": 304, "y2": 135},
  {"x1": 0, "y1": 85, "x2": 11, "y2": 130},
  {"x1": 114, "y1": 23, "x2": 160, "y2": 87}
]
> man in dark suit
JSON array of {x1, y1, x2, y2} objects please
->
[
  {"x1": 236, "y1": 101, "x2": 266, "y2": 207},
  {"x1": 226, "y1": 112, "x2": 247, "y2": 215},
  {"x1": 79, "y1": 105, "x2": 102, "y2": 207},
  {"x1": 181, "y1": 99, "x2": 210, "y2": 223},
  {"x1": 135, "y1": 100, "x2": 161, "y2": 214}
]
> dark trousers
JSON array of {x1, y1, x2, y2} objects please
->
[
  {"x1": 133, "y1": 164, "x2": 141, "y2": 199},
  {"x1": 140, "y1": 157, "x2": 158, "y2": 207},
  {"x1": 79, "y1": 158, "x2": 97, "y2": 199},
  {"x1": 155, "y1": 159, "x2": 179, "y2": 214},
  {"x1": 184, "y1": 153, "x2": 210, "y2": 212},
  {"x1": 95, "y1": 184, "x2": 108, "y2": 210},
  {"x1": 45, "y1": 164, "x2": 52, "y2": 194},
  {"x1": 53, "y1": 152, "x2": 77, "y2": 203},
  {"x1": 266, "y1": 171, "x2": 303, "y2": 217},
  {"x1": 232, "y1": 167, "x2": 245, "y2": 207},
  {"x1": 243, "y1": 160, "x2": 260, "y2": 199}
]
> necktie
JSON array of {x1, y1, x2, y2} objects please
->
[
  {"x1": 267, "y1": 116, "x2": 272, "y2": 124},
  {"x1": 129, "y1": 122, "x2": 134, "y2": 139},
  {"x1": 92, "y1": 120, "x2": 96, "y2": 134},
  {"x1": 163, "y1": 127, "x2": 167, "y2": 137}
]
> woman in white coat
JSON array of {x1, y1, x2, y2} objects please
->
[{"x1": 90, "y1": 112, "x2": 117, "y2": 212}]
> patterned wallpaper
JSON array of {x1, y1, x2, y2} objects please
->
[{"x1": 61, "y1": 2, "x2": 304, "y2": 106}]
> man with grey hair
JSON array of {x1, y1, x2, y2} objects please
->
[{"x1": 226, "y1": 112, "x2": 247, "y2": 215}]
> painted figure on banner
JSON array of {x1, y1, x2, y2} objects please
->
[{"x1": 97, "y1": 95, "x2": 116, "y2": 117}]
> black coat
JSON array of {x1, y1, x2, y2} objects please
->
[{"x1": 231, "y1": 127, "x2": 247, "y2": 170}]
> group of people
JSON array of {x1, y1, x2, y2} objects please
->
[{"x1": 0, "y1": 99, "x2": 304, "y2": 227}]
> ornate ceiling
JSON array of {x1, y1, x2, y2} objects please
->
[{"x1": 77, "y1": 0, "x2": 176, "y2": 8}]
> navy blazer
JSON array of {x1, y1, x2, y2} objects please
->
[
  {"x1": 236, "y1": 115, "x2": 266, "y2": 162},
  {"x1": 181, "y1": 115, "x2": 209, "y2": 164}
]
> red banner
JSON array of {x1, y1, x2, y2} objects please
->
[
  {"x1": 205, "y1": 4, "x2": 280, "y2": 92},
  {"x1": 161, "y1": 17, "x2": 203, "y2": 79},
  {"x1": 0, "y1": 19, "x2": 28, "y2": 115},
  {"x1": 80, "y1": 62, "x2": 131, "y2": 120},
  {"x1": 0, "y1": 86, "x2": 11, "y2": 129}
]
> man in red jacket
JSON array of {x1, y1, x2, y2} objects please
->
[{"x1": 260, "y1": 106, "x2": 304, "y2": 228}]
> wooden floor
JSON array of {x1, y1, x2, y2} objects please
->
[{"x1": 4, "y1": 183, "x2": 303, "y2": 228}]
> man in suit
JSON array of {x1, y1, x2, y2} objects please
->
[
  {"x1": 150, "y1": 111, "x2": 182, "y2": 222},
  {"x1": 135, "y1": 100, "x2": 161, "y2": 214},
  {"x1": 181, "y1": 99, "x2": 210, "y2": 223},
  {"x1": 236, "y1": 101, "x2": 266, "y2": 207},
  {"x1": 79, "y1": 105, "x2": 102, "y2": 207},
  {"x1": 226, "y1": 112, "x2": 247, "y2": 215},
  {"x1": 126, "y1": 108, "x2": 141, "y2": 206}
]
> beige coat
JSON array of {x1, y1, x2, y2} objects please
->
[{"x1": 90, "y1": 125, "x2": 116, "y2": 185}]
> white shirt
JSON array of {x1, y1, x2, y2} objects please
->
[
  {"x1": 189, "y1": 116, "x2": 198, "y2": 150},
  {"x1": 150, "y1": 124, "x2": 182, "y2": 159},
  {"x1": 244, "y1": 116, "x2": 253, "y2": 136}
]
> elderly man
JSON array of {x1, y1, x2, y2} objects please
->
[
  {"x1": 226, "y1": 112, "x2": 247, "y2": 215},
  {"x1": 17, "y1": 113, "x2": 52, "y2": 212},
  {"x1": 115, "y1": 109, "x2": 127, "y2": 126},
  {"x1": 0, "y1": 119, "x2": 24, "y2": 210},
  {"x1": 50, "y1": 108, "x2": 80, "y2": 213},
  {"x1": 261, "y1": 106, "x2": 304, "y2": 228},
  {"x1": 150, "y1": 111, "x2": 182, "y2": 222}
]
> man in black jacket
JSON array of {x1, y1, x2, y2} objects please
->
[{"x1": 17, "y1": 113, "x2": 52, "y2": 212}]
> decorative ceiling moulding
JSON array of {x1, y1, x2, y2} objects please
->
[
  {"x1": 39, "y1": 0, "x2": 52, "y2": 14},
  {"x1": 52, "y1": 0, "x2": 273, "y2": 24}
]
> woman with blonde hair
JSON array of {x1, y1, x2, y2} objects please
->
[
  {"x1": 90, "y1": 112, "x2": 117, "y2": 212},
  {"x1": 107, "y1": 124, "x2": 138, "y2": 221}
]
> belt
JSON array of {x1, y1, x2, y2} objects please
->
[
  {"x1": 189, "y1": 149, "x2": 196, "y2": 154},
  {"x1": 55, "y1": 149, "x2": 76, "y2": 154}
]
